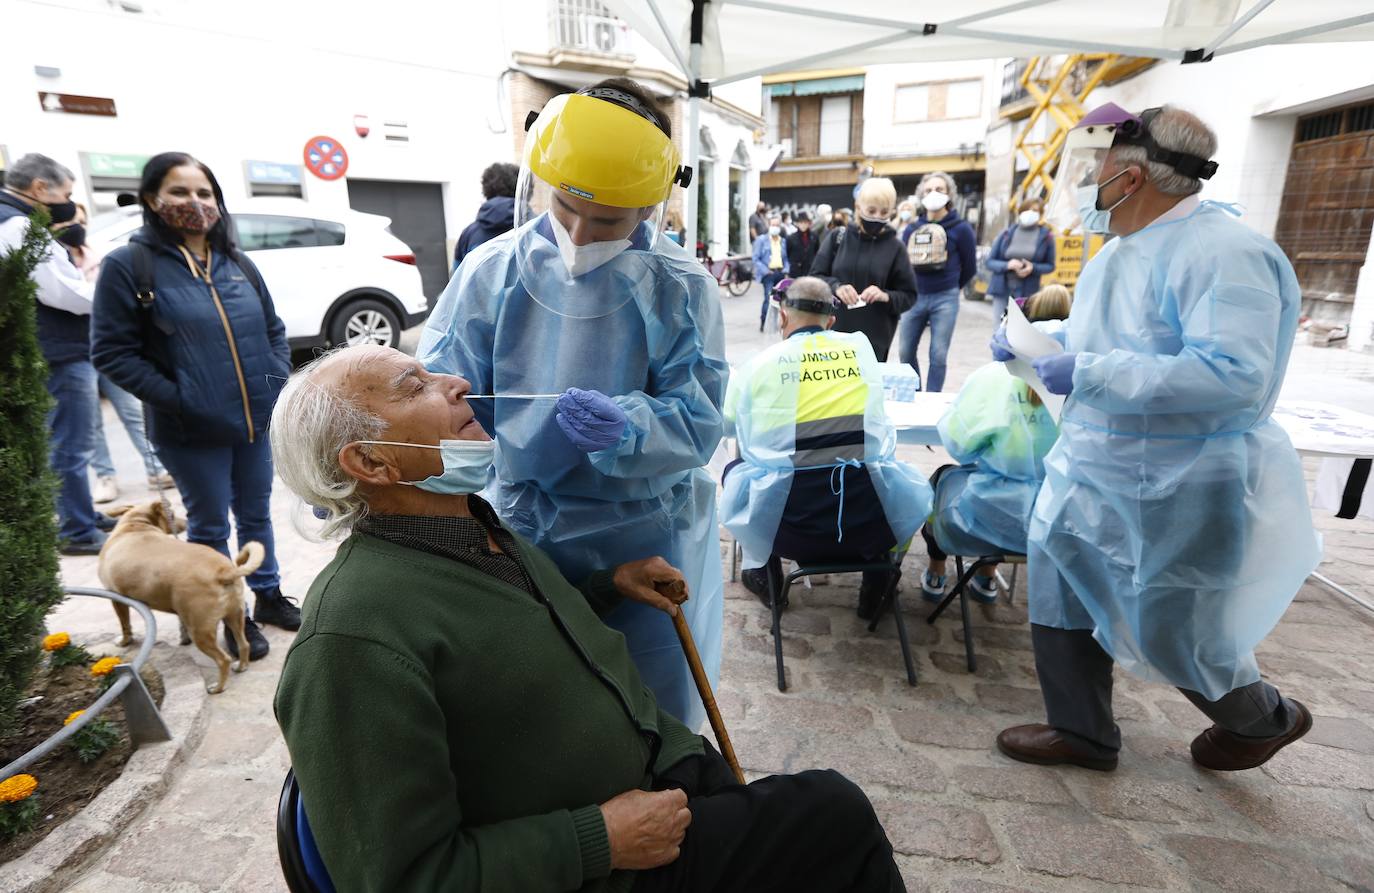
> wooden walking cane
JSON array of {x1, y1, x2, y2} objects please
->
[{"x1": 658, "y1": 580, "x2": 746, "y2": 784}]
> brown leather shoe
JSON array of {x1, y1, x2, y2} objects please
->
[
  {"x1": 996, "y1": 723, "x2": 1118, "y2": 772},
  {"x1": 1190, "y1": 699, "x2": 1312, "y2": 771}
]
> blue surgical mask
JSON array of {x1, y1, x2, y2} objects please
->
[
  {"x1": 357, "y1": 439, "x2": 496, "y2": 495},
  {"x1": 1077, "y1": 169, "x2": 1131, "y2": 234}
]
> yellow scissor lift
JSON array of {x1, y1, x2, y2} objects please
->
[{"x1": 1007, "y1": 54, "x2": 1155, "y2": 290}]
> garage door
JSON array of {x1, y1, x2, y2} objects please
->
[
  {"x1": 347, "y1": 179, "x2": 449, "y2": 300},
  {"x1": 1273, "y1": 101, "x2": 1374, "y2": 324}
]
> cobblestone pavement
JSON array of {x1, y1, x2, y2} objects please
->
[{"x1": 42, "y1": 283, "x2": 1374, "y2": 892}]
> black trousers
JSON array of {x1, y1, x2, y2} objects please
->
[
  {"x1": 1031, "y1": 624, "x2": 1296, "y2": 755},
  {"x1": 635, "y1": 744, "x2": 905, "y2": 893}
]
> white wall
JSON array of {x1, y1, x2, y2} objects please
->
[
  {"x1": 5, "y1": 0, "x2": 516, "y2": 241},
  {"x1": 862, "y1": 60, "x2": 1001, "y2": 158},
  {"x1": 1093, "y1": 43, "x2": 1374, "y2": 239}
]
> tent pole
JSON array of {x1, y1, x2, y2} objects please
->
[{"x1": 684, "y1": 0, "x2": 707, "y2": 255}]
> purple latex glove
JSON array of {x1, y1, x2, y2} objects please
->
[
  {"x1": 555, "y1": 387, "x2": 628, "y2": 452},
  {"x1": 989, "y1": 326, "x2": 1015, "y2": 362},
  {"x1": 1032, "y1": 352, "x2": 1078, "y2": 396}
]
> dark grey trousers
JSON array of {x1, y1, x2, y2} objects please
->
[{"x1": 1030, "y1": 624, "x2": 1296, "y2": 754}]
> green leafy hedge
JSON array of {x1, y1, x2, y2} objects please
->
[{"x1": 0, "y1": 211, "x2": 63, "y2": 736}]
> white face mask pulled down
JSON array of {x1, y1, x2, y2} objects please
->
[{"x1": 548, "y1": 211, "x2": 633, "y2": 277}]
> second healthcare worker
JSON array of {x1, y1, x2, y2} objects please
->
[{"x1": 419, "y1": 79, "x2": 728, "y2": 730}]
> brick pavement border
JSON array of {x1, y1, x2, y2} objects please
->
[{"x1": 7, "y1": 644, "x2": 211, "y2": 893}]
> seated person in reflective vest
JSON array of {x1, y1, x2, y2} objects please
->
[
  {"x1": 721, "y1": 276, "x2": 933, "y2": 619},
  {"x1": 919, "y1": 285, "x2": 1072, "y2": 605},
  {"x1": 269, "y1": 344, "x2": 907, "y2": 893}
]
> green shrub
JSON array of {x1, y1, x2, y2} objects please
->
[
  {"x1": 71, "y1": 718, "x2": 121, "y2": 764},
  {"x1": 0, "y1": 211, "x2": 63, "y2": 736}
]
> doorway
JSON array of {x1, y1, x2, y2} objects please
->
[{"x1": 346, "y1": 179, "x2": 449, "y2": 299}]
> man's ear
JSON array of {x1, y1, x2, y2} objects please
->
[
  {"x1": 338, "y1": 442, "x2": 398, "y2": 488},
  {"x1": 777, "y1": 306, "x2": 788, "y2": 331},
  {"x1": 824, "y1": 315, "x2": 836, "y2": 330}
]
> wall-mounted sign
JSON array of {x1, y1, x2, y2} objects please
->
[
  {"x1": 303, "y1": 136, "x2": 348, "y2": 181},
  {"x1": 39, "y1": 92, "x2": 117, "y2": 117},
  {"x1": 246, "y1": 160, "x2": 303, "y2": 185},
  {"x1": 85, "y1": 152, "x2": 150, "y2": 178}
]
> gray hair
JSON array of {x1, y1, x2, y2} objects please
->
[
  {"x1": 786, "y1": 276, "x2": 833, "y2": 307},
  {"x1": 1111, "y1": 105, "x2": 1217, "y2": 197},
  {"x1": 918, "y1": 171, "x2": 957, "y2": 198},
  {"x1": 269, "y1": 348, "x2": 387, "y2": 539},
  {"x1": 5, "y1": 153, "x2": 74, "y2": 192}
]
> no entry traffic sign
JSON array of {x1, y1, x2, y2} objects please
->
[{"x1": 303, "y1": 136, "x2": 349, "y2": 181}]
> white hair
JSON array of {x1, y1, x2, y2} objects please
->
[
  {"x1": 1111, "y1": 105, "x2": 1217, "y2": 197},
  {"x1": 856, "y1": 177, "x2": 897, "y2": 209},
  {"x1": 269, "y1": 348, "x2": 387, "y2": 539}
]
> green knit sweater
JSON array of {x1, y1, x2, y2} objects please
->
[{"x1": 274, "y1": 530, "x2": 704, "y2": 893}]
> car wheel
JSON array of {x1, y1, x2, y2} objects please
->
[{"x1": 330, "y1": 298, "x2": 401, "y2": 348}]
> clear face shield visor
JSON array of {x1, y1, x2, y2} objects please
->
[
  {"x1": 1043, "y1": 127, "x2": 1117, "y2": 235},
  {"x1": 514, "y1": 165, "x2": 667, "y2": 253}
]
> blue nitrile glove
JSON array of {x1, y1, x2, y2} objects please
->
[
  {"x1": 990, "y1": 326, "x2": 1015, "y2": 362},
  {"x1": 555, "y1": 387, "x2": 629, "y2": 452},
  {"x1": 1033, "y1": 352, "x2": 1078, "y2": 396}
]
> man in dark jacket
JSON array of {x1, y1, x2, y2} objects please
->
[
  {"x1": 0, "y1": 154, "x2": 109, "y2": 554},
  {"x1": 898, "y1": 171, "x2": 977, "y2": 392},
  {"x1": 453, "y1": 162, "x2": 518, "y2": 270},
  {"x1": 784, "y1": 211, "x2": 819, "y2": 278},
  {"x1": 810, "y1": 177, "x2": 917, "y2": 361}
]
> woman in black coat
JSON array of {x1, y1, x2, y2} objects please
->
[
  {"x1": 92, "y1": 153, "x2": 298, "y2": 661},
  {"x1": 810, "y1": 177, "x2": 917, "y2": 360}
]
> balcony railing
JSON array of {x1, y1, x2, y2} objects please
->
[{"x1": 551, "y1": 0, "x2": 632, "y2": 56}]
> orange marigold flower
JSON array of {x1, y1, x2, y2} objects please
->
[
  {"x1": 43, "y1": 632, "x2": 71, "y2": 652},
  {"x1": 0, "y1": 774, "x2": 38, "y2": 803},
  {"x1": 90, "y1": 657, "x2": 122, "y2": 677},
  {"x1": 65, "y1": 710, "x2": 85, "y2": 726}
]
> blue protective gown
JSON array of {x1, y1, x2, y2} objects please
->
[
  {"x1": 418, "y1": 216, "x2": 729, "y2": 730},
  {"x1": 1028, "y1": 200, "x2": 1321, "y2": 700},
  {"x1": 721, "y1": 328, "x2": 932, "y2": 569},
  {"x1": 931, "y1": 362, "x2": 1059, "y2": 557}
]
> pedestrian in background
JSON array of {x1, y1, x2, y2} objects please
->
[
  {"x1": 785, "y1": 210, "x2": 819, "y2": 277},
  {"x1": 49, "y1": 202, "x2": 176, "y2": 503},
  {"x1": 453, "y1": 162, "x2": 518, "y2": 270},
  {"x1": 898, "y1": 171, "x2": 977, "y2": 392},
  {"x1": 92, "y1": 152, "x2": 299, "y2": 661},
  {"x1": 810, "y1": 177, "x2": 916, "y2": 360},
  {"x1": 0, "y1": 153, "x2": 110, "y2": 555},
  {"x1": 985, "y1": 197, "x2": 1056, "y2": 330},
  {"x1": 748, "y1": 200, "x2": 768, "y2": 242},
  {"x1": 752, "y1": 214, "x2": 789, "y2": 331}
]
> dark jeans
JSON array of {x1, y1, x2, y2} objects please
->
[
  {"x1": 1030, "y1": 624, "x2": 1297, "y2": 755},
  {"x1": 46, "y1": 359, "x2": 101, "y2": 541},
  {"x1": 898, "y1": 287, "x2": 960, "y2": 392},
  {"x1": 759, "y1": 271, "x2": 785, "y2": 325},
  {"x1": 156, "y1": 437, "x2": 281, "y2": 593},
  {"x1": 636, "y1": 743, "x2": 905, "y2": 893}
]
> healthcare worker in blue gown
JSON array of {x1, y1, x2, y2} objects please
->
[
  {"x1": 418, "y1": 79, "x2": 728, "y2": 730},
  {"x1": 990, "y1": 103, "x2": 1321, "y2": 774}
]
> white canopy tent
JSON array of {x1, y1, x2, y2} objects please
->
[{"x1": 600, "y1": 0, "x2": 1374, "y2": 240}]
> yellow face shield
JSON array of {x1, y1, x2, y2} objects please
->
[{"x1": 524, "y1": 92, "x2": 685, "y2": 209}]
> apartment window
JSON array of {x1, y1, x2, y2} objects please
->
[
  {"x1": 894, "y1": 79, "x2": 984, "y2": 123},
  {"x1": 819, "y1": 96, "x2": 851, "y2": 156}
]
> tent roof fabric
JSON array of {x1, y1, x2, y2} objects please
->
[{"x1": 605, "y1": 1, "x2": 1374, "y2": 84}]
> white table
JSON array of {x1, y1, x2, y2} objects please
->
[{"x1": 887, "y1": 392, "x2": 958, "y2": 446}]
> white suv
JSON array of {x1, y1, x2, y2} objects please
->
[{"x1": 88, "y1": 198, "x2": 429, "y2": 353}]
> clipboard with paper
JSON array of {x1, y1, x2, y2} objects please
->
[{"x1": 1003, "y1": 299, "x2": 1066, "y2": 422}]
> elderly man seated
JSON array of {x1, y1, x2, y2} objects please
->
[
  {"x1": 722, "y1": 277, "x2": 933, "y2": 618},
  {"x1": 269, "y1": 344, "x2": 906, "y2": 893}
]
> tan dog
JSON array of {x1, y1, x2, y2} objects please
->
[{"x1": 98, "y1": 501, "x2": 260, "y2": 693}]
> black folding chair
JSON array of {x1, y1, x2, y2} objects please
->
[
  {"x1": 764, "y1": 550, "x2": 916, "y2": 692},
  {"x1": 926, "y1": 553, "x2": 1026, "y2": 673}
]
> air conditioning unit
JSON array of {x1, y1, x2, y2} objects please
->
[{"x1": 586, "y1": 15, "x2": 629, "y2": 55}]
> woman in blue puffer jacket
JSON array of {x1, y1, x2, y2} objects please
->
[
  {"x1": 984, "y1": 197, "x2": 1056, "y2": 331},
  {"x1": 92, "y1": 152, "x2": 298, "y2": 661}
]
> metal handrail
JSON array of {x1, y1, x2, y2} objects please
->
[{"x1": 1, "y1": 587, "x2": 167, "y2": 779}]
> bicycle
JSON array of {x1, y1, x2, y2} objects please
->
[{"x1": 697, "y1": 243, "x2": 754, "y2": 297}]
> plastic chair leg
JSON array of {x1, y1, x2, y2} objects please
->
[
  {"x1": 887, "y1": 576, "x2": 918, "y2": 686},
  {"x1": 766, "y1": 558, "x2": 786, "y2": 692}
]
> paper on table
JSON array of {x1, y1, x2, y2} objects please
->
[{"x1": 1003, "y1": 298, "x2": 1066, "y2": 422}]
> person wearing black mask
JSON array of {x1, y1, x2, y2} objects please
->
[
  {"x1": 0, "y1": 153, "x2": 112, "y2": 555},
  {"x1": 785, "y1": 211, "x2": 819, "y2": 277},
  {"x1": 809, "y1": 177, "x2": 917, "y2": 360}
]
